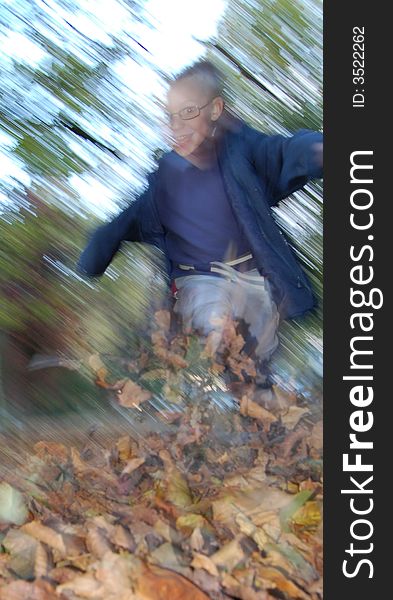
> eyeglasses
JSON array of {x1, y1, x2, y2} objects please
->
[{"x1": 166, "y1": 99, "x2": 214, "y2": 123}]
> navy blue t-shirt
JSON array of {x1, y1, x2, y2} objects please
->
[{"x1": 157, "y1": 151, "x2": 252, "y2": 279}]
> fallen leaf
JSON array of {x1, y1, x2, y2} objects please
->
[
  {"x1": 116, "y1": 436, "x2": 133, "y2": 461},
  {"x1": 117, "y1": 379, "x2": 151, "y2": 407},
  {"x1": 0, "y1": 579, "x2": 58, "y2": 600},
  {"x1": 191, "y1": 552, "x2": 219, "y2": 577},
  {"x1": 291, "y1": 500, "x2": 322, "y2": 531},
  {"x1": 137, "y1": 562, "x2": 210, "y2": 600},
  {"x1": 255, "y1": 565, "x2": 309, "y2": 600},
  {"x1": 0, "y1": 483, "x2": 28, "y2": 526},
  {"x1": 110, "y1": 525, "x2": 136, "y2": 552},
  {"x1": 279, "y1": 490, "x2": 314, "y2": 533},
  {"x1": 121, "y1": 457, "x2": 146, "y2": 476},
  {"x1": 85, "y1": 525, "x2": 112, "y2": 559},
  {"x1": 235, "y1": 512, "x2": 269, "y2": 552},
  {"x1": 309, "y1": 421, "x2": 323, "y2": 452},
  {"x1": 34, "y1": 542, "x2": 49, "y2": 578},
  {"x1": 2, "y1": 529, "x2": 39, "y2": 579},
  {"x1": 150, "y1": 542, "x2": 189, "y2": 574},
  {"x1": 33, "y1": 441, "x2": 69, "y2": 463},
  {"x1": 239, "y1": 396, "x2": 277, "y2": 427},
  {"x1": 176, "y1": 513, "x2": 206, "y2": 535},
  {"x1": 271, "y1": 385, "x2": 298, "y2": 410},
  {"x1": 280, "y1": 406, "x2": 309, "y2": 430},
  {"x1": 190, "y1": 527, "x2": 205, "y2": 553},
  {"x1": 210, "y1": 535, "x2": 246, "y2": 571},
  {"x1": 20, "y1": 521, "x2": 66, "y2": 555}
]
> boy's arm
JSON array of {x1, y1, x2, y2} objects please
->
[
  {"x1": 77, "y1": 171, "x2": 157, "y2": 277},
  {"x1": 247, "y1": 127, "x2": 323, "y2": 206},
  {"x1": 77, "y1": 200, "x2": 141, "y2": 277}
]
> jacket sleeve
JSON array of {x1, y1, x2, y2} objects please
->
[
  {"x1": 247, "y1": 128, "x2": 323, "y2": 206},
  {"x1": 77, "y1": 172, "x2": 156, "y2": 277}
]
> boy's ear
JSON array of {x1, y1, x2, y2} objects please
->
[{"x1": 210, "y1": 96, "x2": 225, "y2": 122}]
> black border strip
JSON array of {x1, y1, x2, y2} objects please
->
[{"x1": 324, "y1": 2, "x2": 387, "y2": 597}]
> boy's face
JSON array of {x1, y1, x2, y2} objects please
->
[{"x1": 165, "y1": 76, "x2": 223, "y2": 157}]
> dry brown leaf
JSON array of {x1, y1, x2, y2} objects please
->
[
  {"x1": 255, "y1": 565, "x2": 309, "y2": 600},
  {"x1": 49, "y1": 566, "x2": 79, "y2": 584},
  {"x1": 137, "y1": 561, "x2": 210, "y2": 600},
  {"x1": 116, "y1": 379, "x2": 151, "y2": 407},
  {"x1": 165, "y1": 351, "x2": 189, "y2": 369},
  {"x1": 223, "y1": 462, "x2": 267, "y2": 489},
  {"x1": 110, "y1": 525, "x2": 136, "y2": 552},
  {"x1": 276, "y1": 427, "x2": 309, "y2": 458},
  {"x1": 213, "y1": 486, "x2": 290, "y2": 528},
  {"x1": 190, "y1": 527, "x2": 205, "y2": 553},
  {"x1": 191, "y1": 553, "x2": 219, "y2": 577},
  {"x1": 240, "y1": 395, "x2": 277, "y2": 426},
  {"x1": 235, "y1": 513, "x2": 269, "y2": 551},
  {"x1": 86, "y1": 525, "x2": 112, "y2": 559},
  {"x1": 309, "y1": 421, "x2": 323, "y2": 452},
  {"x1": 2, "y1": 528, "x2": 38, "y2": 579},
  {"x1": 21, "y1": 521, "x2": 66, "y2": 555},
  {"x1": 33, "y1": 441, "x2": 69, "y2": 463},
  {"x1": 70, "y1": 448, "x2": 117, "y2": 487},
  {"x1": 221, "y1": 573, "x2": 267, "y2": 600},
  {"x1": 271, "y1": 385, "x2": 298, "y2": 410},
  {"x1": 210, "y1": 535, "x2": 246, "y2": 571},
  {"x1": 0, "y1": 579, "x2": 58, "y2": 600},
  {"x1": 57, "y1": 572, "x2": 104, "y2": 598},
  {"x1": 63, "y1": 553, "x2": 92, "y2": 571},
  {"x1": 280, "y1": 406, "x2": 309, "y2": 430},
  {"x1": 121, "y1": 457, "x2": 146, "y2": 476},
  {"x1": 190, "y1": 569, "x2": 222, "y2": 597},
  {"x1": 116, "y1": 436, "x2": 133, "y2": 461},
  {"x1": 159, "y1": 450, "x2": 193, "y2": 509},
  {"x1": 149, "y1": 542, "x2": 189, "y2": 575},
  {"x1": 34, "y1": 542, "x2": 49, "y2": 578},
  {"x1": 153, "y1": 519, "x2": 183, "y2": 545},
  {"x1": 58, "y1": 554, "x2": 137, "y2": 599}
]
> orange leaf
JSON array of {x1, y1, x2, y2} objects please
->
[{"x1": 137, "y1": 562, "x2": 210, "y2": 600}]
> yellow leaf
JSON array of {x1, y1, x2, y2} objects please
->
[
  {"x1": 176, "y1": 513, "x2": 206, "y2": 534},
  {"x1": 116, "y1": 436, "x2": 132, "y2": 461},
  {"x1": 292, "y1": 500, "x2": 322, "y2": 530}
]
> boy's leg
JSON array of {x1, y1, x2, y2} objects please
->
[
  {"x1": 231, "y1": 272, "x2": 280, "y2": 383},
  {"x1": 173, "y1": 275, "x2": 234, "y2": 339}
]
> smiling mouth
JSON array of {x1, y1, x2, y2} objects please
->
[{"x1": 175, "y1": 134, "x2": 191, "y2": 142}]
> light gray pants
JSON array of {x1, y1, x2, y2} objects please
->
[{"x1": 173, "y1": 263, "x2": 280, "y2": 363}]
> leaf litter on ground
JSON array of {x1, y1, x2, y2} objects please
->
[{"x1": 0, "y1": 310, "x2": 323, "y2": 599}]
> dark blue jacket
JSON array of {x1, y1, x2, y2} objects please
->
[{"x1": 78, "y1": 112, "x2": 323, "y2": 320}]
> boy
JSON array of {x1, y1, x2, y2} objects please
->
[{"x1": 78, "y1": 60, "x2": 323, "y2": 378}]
